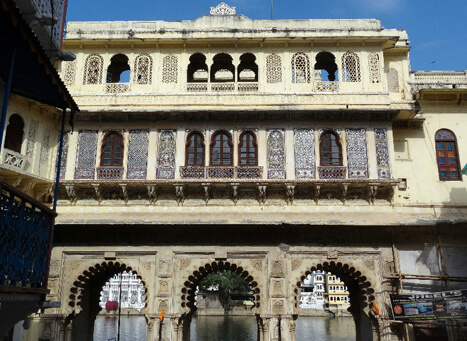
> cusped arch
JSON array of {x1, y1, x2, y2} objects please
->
[
  {"x1": 67, "y1": 261, "x2": 148, "y2": 315},
  {"x1": 180, "y1": 260, "x2": 260, "y2": 314},
  {"x1": 293, "y1": 261, "x2": 374, "y2": 312}
]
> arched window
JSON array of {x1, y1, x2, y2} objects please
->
[
  {"x1": 291, "y1": 52, "x2": 310, "y2": 83},
  {"x1": 186, "y1": 132, "x2": 205, "y2": 166},
  {"x1": 238, "y1": 131, "x2": 258, "y2": 166},
  {"x1": 4, "y1": 114, "x2": 24, "y2": 153},
  {"x1": 314, "y1": 51, "x2": 338, "y2": 81},
  {"x1": 106, "y1": 54, "x2": 130, "y2": 83},
  {"x1": 320, "y1": 131, "x2": 342, "y2": 166},
  {"x1": 435, "y1": 129, "x2": 461, "y2": 181},
  {"x1": 101, "y1": 132, "x2": 124, "y2": 166},
  {"x1": 238, "y1": 53, "x2": 258, "y2": 82},
  {"x1": 341, "y1": 52, "x2": 361, "y2": 82},
  {"x1": 187, "y1": 53, "x2": 208, "y2": 82},
  {"x1": 83, "y1": 54, "x2": 104, "y2": 84},
  {"x1": 211, "y1": 53, "x2": 235, "y2": 83},
  {"x1": 134, "y1": 54, "x2": 152, "y2": 85},
  {"x1": 210, "y1": 131, "x2": 233, "y2": 166}
]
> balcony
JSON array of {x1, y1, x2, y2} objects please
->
[
  {"x1": 0, "y1": 179, "x2": 56, "y2": 290},
  {"x1": 409, "y1": 71, "x2": 467, "y2": 93},
  {"x1": 1, "y1": 149, "x2": 26, "y2": 171},
  {"x1": 97, "y1": 166, "x2": 124, "y2": 179},
  {"x1": 186, "y1": 82, "x2": 259, "y2": 93},
  {"x1": 318, "y1": 166, "x2": 347, "y2": 179},
  {"x1": 180, "y1": 166, "x2": 263, "y2": 179}
]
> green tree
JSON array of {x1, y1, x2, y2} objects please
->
[{"x1": 199, "y1": 270, "x2": 251, "y2": 307}]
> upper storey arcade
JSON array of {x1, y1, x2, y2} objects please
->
[{"x1": 59, "y1": 8, "x2": 414, "y2": 117}]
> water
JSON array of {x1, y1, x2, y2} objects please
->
[
  {"x1": 93, "y1": 315, "x2": 147, "y2": 341},
  {"x1": 190, "y1": 315, "x2": 355, "y2": 341},
  {"x1": 93, "y1": 315, "x2": 355, "y2": 341}
]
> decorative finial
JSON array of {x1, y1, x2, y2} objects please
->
[{"x1": 210, "y1": 2, "x2": 236, "y2": 15}]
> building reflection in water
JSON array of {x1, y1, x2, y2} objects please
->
[{"x1": 93, "y1": 316, "x2": 147, "y2": 341}]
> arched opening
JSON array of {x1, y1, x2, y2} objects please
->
[
  {"x1": 180, "y1": 261, "x2": 260, "y2": 341},
  {"x1": 107, "y1": 54, "x2": 131, "y2": 83},
  {"x1": 314, "y1": 51, "x2": 338, "y2": 81},
  {"x1": 211, "y1": 53, "x2": 235, "y2": 83},
  {"x1": 294, "y1": 262, "x2": 377, "y2": 341},
  {"x1": 186, "y1": 131, "x2": 205, "y2": 166},
  {"x1": 4, "y1": 114, "x2": 24, "y2": 153},
  {"x1": 238, "y1": 131, "x2": 258, "y2": 166},
  {"x1": 320, "y1": 131, "x2": 343, "y2": 166},
  {"x1": 100, "y1": 131, "x2": 124, "y2": 167},
  {"x1": 238, "y1": 53, "x2": 258, "y2": 82},
  {"x1": 210, "y1": 130, "x2": 233, "y2": 166},
  {"x1": 66, "y1": 262, "x2": 147, "y2": 341},
  {"x1": 187, "y1": 53, "x2": 208, "y2": 83}
]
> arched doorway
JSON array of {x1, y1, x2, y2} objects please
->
[
  {"x1": 66, "y1": 262, "x2": 148, "y2": 341},
  {"x1": 180, "y1": 261, "x2": 260, "y2": 341},
  {"x1": 294, "y1": 261, "x2": 378, "y2": 341}
]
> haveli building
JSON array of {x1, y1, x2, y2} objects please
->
[
  {"x1": 0, "y1": 0, "x2": 78, "y2": 338},
  {"x1": 18, "y1": 3, "x2": 467, "y2": 340}
]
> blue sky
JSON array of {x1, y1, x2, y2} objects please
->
[{"x1": 66, "y1": 0, "x2": 467, "y2": 71}]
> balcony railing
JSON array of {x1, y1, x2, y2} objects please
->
[
  {"x1": 0, "y1": 180, "x2": 56, "y2": 289},
  {"x1": 106, "y1": 83, "x2": 130, "y2": 93},
  {"x1": 314, "y1": 81, "x2": 339, "y2": 92},
  {"x1": 2, "y1": 149, "x2": 26, "y2": 171},
  {"x1": 186, "y1": 82, "x2": 259, "y2": 93},
  {"x1": 97, "y1": 167, "x2": 124, "y2": 179},
  {"x1": 318, "y1": 166, "x2": 347, "y2": 179},
  {"x1": 410, "y1": 71, "x2": 467, "y2": 82},
  {"x1": 180, "y1": 166, "x2": 263, "y2": 179}
]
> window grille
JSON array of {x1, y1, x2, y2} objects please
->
[
  {"x1": 83, "y1": 54, "x2": 104, "y2": 84},
  {"x1": 266, "y1": 54, "x2": 282, "y2": 83},
  {"x1": 162, "y1": 55, "x2": 178, "y2": 84},
  {"x1": 238, "y1": 131, "x2": 258, "y2": 166},
  {"x1": 435, "y1": 129, "x2": 461, "y2": 181},
  {"x1": 101, "y1": 132, "x2": 124, "y2": 166},
  {"x1": 387, "y1": 68, "x2": 400, "y2": 92},
  {"x1": 320, "y1": 131, "x2": 342, "y2": 166},
  {"x1": 341, "y1": 52, "x2": 361, "y2": 82},
  {"x1": 63, "y1": 60, "x2": 77, "y2": 86},
  {"x1": 186, "y1": 132, "x2": 205, "y2": 166},
  {"x1": 210, "y1": 131, "x2": 233, "y2": 166},
  {"x1": 291, "y1": 53, "x2": 310, "y2": 83},
  {"x1": 134, "y1": 54, "x2": 153, "y2": 85},
  {"x1": 368, "y1": 53, "x2": 381, "y2": 83}
]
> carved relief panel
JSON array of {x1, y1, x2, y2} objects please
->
[
  {"x1": 127, "y1": 130, "x2": 148, "y2": 179},
  {"x1": 346, "y1": 129, "x2": 368, "y2": 178},
  {"x1": 267, "y1": 130, "x2": 286, "y2": 179},
  {"x1": 157, "y1": 130, "x2": 176, "y2": 179},
  {"x1": 74, "y1": 130, "x2": 98, "y2": 179},
  {"x1": 375, "y1": 128, "x2": 391, "y2": 179},
  {"x1": 294, "y1": 129, "x2": 315, "y2": 178}
]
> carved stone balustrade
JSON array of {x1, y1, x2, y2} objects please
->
[
  {"x1": 211, "y1": 83, "x2": 235, "y2": 92},
  {"x1": 180, "y1": 166, "x2": 263, "y2": 179},
  {"x1": 237, "y1": 83, "x2": 259, "y2": 92},
  {"x1": 318, "y1": 166, "x2": 347, "y2": 179},
  {"x1": 105, "y1": 83, "x2": 130, "y2": 93},
  {"x1": 187, "y1": 84, "x2": 208, "y2": 92},
  {"x1": 97, "y1": 167, "x2": 124, "y2": 179},
  {"x1": 2, "y1": 149, "x2": 26, "y2": 171},
  {"x1": 315, "y1": 81, "x2": 339, "y2": 92},
  {"x1": 59, "y1": 178, "x2": 399, "y2": 206}
]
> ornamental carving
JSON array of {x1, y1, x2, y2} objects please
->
[
  {"x1": 159, "y1": 260, "x2": 170, "y2": 277},
  {"x1": 63, "y1": 60, "x2": 77, "y2": 86},
  {"x1": 294, "y1": 129, "x2": 315, "y2": 179},
  {"x1": 291, "y1": 259, "x2": 302, "y2": 271},
  {"x1": 387, "y1": 68, "x2": 400, "y2": 93},
  {"x1": 266, "y1": 54, "x2": 282, "y2": 83},
  {"x1": 158, "y1": 280, "x2": 170, "y2": 296},
  {"x1": 39, "y1": 130, "x2": 50, "y2": 175},
  {"x1": 271, "y1": 260, "x2": 284, "y2": 277},
  {"x1": 346, "y1": 129, "x2": 368, "y2": 178},
  {"x1": 272, "y1": 300, "x2": 284, "y2": 315},
  {"x1": 157, "y1": 130, "x2": 176, "y2": 179},
  {"x1": 250, "y1": 259, "x2": 263, "y2": 272},
  {"x1": 127, "y1": 130, "x2": 148, "y2": 179},
  {"x1": 375, "y1": 128, "x2": 391, "y2": 179},
  {"x1": 83, "y1": 54, "x2": 103, "y2": 85},
  {"x1": 267, "y1": 130, "x2": 285, "y2": 179},
  {"x1": 271, "y1": 279, "x2": 284, "y2": 297},
  {"x1": 59, "y1": 132, "x2": 69, "y2": 179},
  {"x1": 26, "y1": 119, "x2": 38, "y2": 159},
  {"x1": 210, "y1": 2, "x2": 236, "y2": 15},
  {"x1": 180, "y1": 258, "x2": 191, "y2": 269},
  {"x1": 74, "y1": 131, "x2": 98, "y2": 179},
  {"x1": 162, "y1": 55, "x2": 178, "y2": 84},
  {"x1": 368, "y1": 53, "x2": 381, "y2": 84},
  {"x1": 134, "y1": 54, "x2": 152, "y2": 85},
  {"x1": 341, "y1": 51, "x2": 361, "y2": 82}
]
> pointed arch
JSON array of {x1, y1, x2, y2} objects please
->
[
  {"x1": 134, "y1": 53, "x2": 153, "y2": 85},
  {"x1": 238, "y1": 130, "x2": 258, "y2": 166},
  {"x1": 83, "y1": 54, "x2": 104, "y2": 84},
  {"x1": 320, "y1": 131, "x2": 343, "y2": 166},
  {"x1": 185, "y1": 131, "x2": 205, "y2": 166},
  {"x1": 435, "y1": 129, "x2": 461, "y2": 181},
  {"x1": 100, "y1": 131, "x2": 124, "y2": 167},
  {"x1": 4, "y1": 114, "x2": 24, "y2": 153},
  {"x1": 291, "y1": 52, "x2": 310, "y2": 83},
  {"x1": 342, "y1": 51, "x2": 361, "y2": 82},
  {"x1": 210, "y1": 130, "x2": 233, "y2": 166}
]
